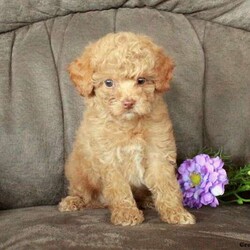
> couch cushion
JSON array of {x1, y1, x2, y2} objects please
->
[
  {"x1": 0, "y1": 206, "x2": 250, "y2": 249},
  {"x1": 1, "y1": 1, "x2": 249, "y2": 33}
]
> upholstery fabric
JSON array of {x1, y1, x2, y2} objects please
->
[
  {"x1": 0, "y1": 206, "x2": 250, "y2": 250},
  {"x1": 0, "y1": 1, "x2": 250, "y2": 249},
  {"x1": 0, "y1": 0, "x2": 249, "y2": 211}
]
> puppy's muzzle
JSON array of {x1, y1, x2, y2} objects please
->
[{"x1": 123, "y1": 99, "x2": 136, "y2": 110}]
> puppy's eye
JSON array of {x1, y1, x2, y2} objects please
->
[
  {"x1": 137, "y1": 77, "x2": 146, "y2": 85},
  {"x1": 104, "y1": 79, "x2": 114, "y2": 88}
]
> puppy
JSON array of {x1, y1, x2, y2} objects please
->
[{"x1": 59, "y1": 32, "x2": 195, "y2": 226}]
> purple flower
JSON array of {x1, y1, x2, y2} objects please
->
[{"x1": 177, "y1": 154, "x2": 228, "y2": 209}]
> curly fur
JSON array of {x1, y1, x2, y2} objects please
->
[{"x1": 59, "y1": 32, "x2": 195, "y2": 226}]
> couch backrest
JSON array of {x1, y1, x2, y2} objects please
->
[{"x1": 0, "y1": 1, "x2": 249, "y2": 209}]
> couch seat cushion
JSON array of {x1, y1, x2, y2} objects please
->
[{"x1": 0, "y1": 205, "x2": 249, "y2": 249}]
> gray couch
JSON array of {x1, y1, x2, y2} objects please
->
[{"x1": 1, "y1": 1, "x2": 250, "y2": 249}]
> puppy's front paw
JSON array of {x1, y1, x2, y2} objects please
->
[
  {"x1": 161, "y1": 208, "x2": 196, "y2": 225},
  {"x1": 111, "y1": 207, "x2": 144, "y2": 226},
  {"x1": 58, "y1": 196, "x2": 85, "y2": 212}
]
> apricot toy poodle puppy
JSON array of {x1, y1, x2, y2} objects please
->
[{"x1": 59, "y1": 32, "x2": 196, "y2": 226}]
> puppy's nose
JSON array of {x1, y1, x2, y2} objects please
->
[{"x1": 123, "y1": 99, "x2": 136, "y2": 109}]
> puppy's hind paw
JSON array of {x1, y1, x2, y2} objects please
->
[{"x1": 58, "y1": 196, "x2": 86, "y2": 212}]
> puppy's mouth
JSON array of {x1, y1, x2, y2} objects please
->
[
  {"x1": 119, "y1": 106, "x2": 138, "y2": 117},
  {"x1": 121, "y1": 109, "x2": 137, "y2": 120},
  {"x1": 113, "y1": 106, "x2": 149, "y2": 121},
  {"x1": 108, "y1": 101, "x2": 138, "y2": 119}
]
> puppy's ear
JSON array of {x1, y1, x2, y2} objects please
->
[
  {"x1": 154, "y1": 50, "x2": 175, "y2": 93},
  {"x1": 68, "y1": 49, "x2": 94, "y2": 97}
]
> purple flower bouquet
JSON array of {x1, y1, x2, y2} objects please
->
[{"x1": 178, "y1": 154, "x2": 229, "y2": 209}]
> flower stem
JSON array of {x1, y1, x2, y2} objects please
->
[{"x1": 234, "y1": 193, "x2": 250, "y2": 203}]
